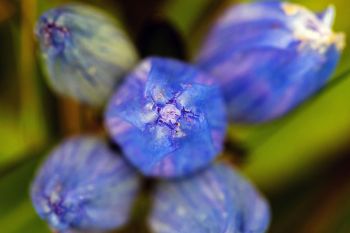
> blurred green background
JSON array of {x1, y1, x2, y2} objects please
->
[{"x1": 1, "y1": 0, "x2": 350, "y2": 232}]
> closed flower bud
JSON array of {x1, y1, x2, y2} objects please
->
[
  {"x1": 196, "y1": 2, "x2": 345, "y2": 123},
  {"x1": 149, "y1": 163, "x2": 270, "y2": 233},
  {"x1": 105, "y1": 57, "x2": 227, "y2": 178},
  {"x1": 35, "y1": 4, "x2": 138, "y2": 106},
  {"x1": 30, "y1": 137, "x2": 141, "y2": 232}
]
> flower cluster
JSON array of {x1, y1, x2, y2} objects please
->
[{"x1": 31, "y1": 2, "x2": 345, "y2": 233}]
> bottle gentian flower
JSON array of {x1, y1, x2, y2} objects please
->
[
  {"x1": 196, "y1": 2, "x2": 345, "y2": 123},
  {"x1": 30, "y1": 136, "x2": 141, "y2": 232},
  {"x1": 35, "y1": 4, "x2": 138, "y2": 106},
  {"x1": 105, "y1": 57, "x2": 227, "y2": 178},
  {"x1": 149, "y1": 162, "x2": 270, "y2": 233}
]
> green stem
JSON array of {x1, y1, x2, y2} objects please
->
[{"x1": 19, "y1": 0, "x2": 47, "y2": 149}]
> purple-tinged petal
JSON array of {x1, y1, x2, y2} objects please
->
[
  {"x1": 35, "y1": 4, "x2": 138, "y2": 106},
  {"x1": 149, "y1": 163, "x2": 270, "y2": 233},
  {"x1": 105, "y1": 57, "x2": 227, "y2": 178},
  {"x1": 196, "y1": 2, "x2": 345, "y2": 123},
  {"x1": 30, "y1": 136, "x2": 141, "y2": 232}
]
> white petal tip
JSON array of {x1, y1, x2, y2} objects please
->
[{"x1": 319, "y1": 5, "x2": 336, "y2": 27}]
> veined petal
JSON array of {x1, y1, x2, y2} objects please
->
[
  {"x1": 105, "y1": 57, "x2": 227, "y2": 178},
  {"x1": 196, "y1": 2, "x2": 345, "y2": 123},
  {"x1": 149, "y1": 163, "x2": 270, "y2": 233},
  {"x1": 30, "y1": 136, "x2": 141, "y2": 232},
  {"x1": 35, "y1": 4, "x2": 138, "y2": 106}
]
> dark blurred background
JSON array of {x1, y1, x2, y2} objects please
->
[{"x1": 0, "y1": 0, "x2": 350, "y2": 232}]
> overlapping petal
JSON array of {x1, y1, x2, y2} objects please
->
[{"x1": 105, "y1": 57, "x2": 227, "y2": 177}]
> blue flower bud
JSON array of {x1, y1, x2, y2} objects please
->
[
  {"x1": 196, "y1": 2, "x2": 345, "y2": 123},
  {"x1": 105, "y1": 57, "x2": 227, "y2": 178},
  {"x1": 30, "y1": 136, "x2": 141, "y2": 232},
  {"x1": 149, "y1": 163, "x2": 270, "y2": 233},
  {"x1": 35, "y1": 4, "x2": 138, "y2": 106}
]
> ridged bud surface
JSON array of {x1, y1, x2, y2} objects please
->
[
  {"x1": 105, "y1": 57, "x2": 227, "y2": 178},
  {"x1": 197, "y1": 2, "x2": 345, "y2": 122}
]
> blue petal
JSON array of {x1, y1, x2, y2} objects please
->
[
  {"x1": 35, "y1": 4, "x2": 138, "y2": 106},
  {"x1": 196, "y1": 2, "x2": 344, "y2": 123},
  {"x1": 30, "y1": 136, "x2": 141, "y2": 232},
  {"x1": 105, "y1": 57, "x2": 227, "y2": 178},
  {"x1": 149, "y1": 163, "x2": 270, "y2": 233}
]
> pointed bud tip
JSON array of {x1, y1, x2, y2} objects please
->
[{"x1": 319, "y1": 5, "x2": 335, "y2": 27}]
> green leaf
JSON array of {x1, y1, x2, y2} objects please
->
[
  {"x1": 162, "y1": 0, "x2": 215, "y2": 37},
  {"x1": 232, "y1": 70, "x2": 350, "y2": 190},
  {"x1": 0, "y1": 152, "x2": 50, "y2": 233},
  {"x1": 162, "y1": 0, "x2": 228, "y2": 57},
  {"x1": 0, "y1": 111, "x2": 30, "y2": 166}
]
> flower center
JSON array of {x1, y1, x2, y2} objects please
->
[
  {"x1": 40, "y1": 21, "x2": 70, "y2": 52},
  {"x1": 153, "y1": 100, "x2": 198, "y2": 138},
  {"x1": 159, "y1": 104, "x2": 181, "y2": 124}
]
